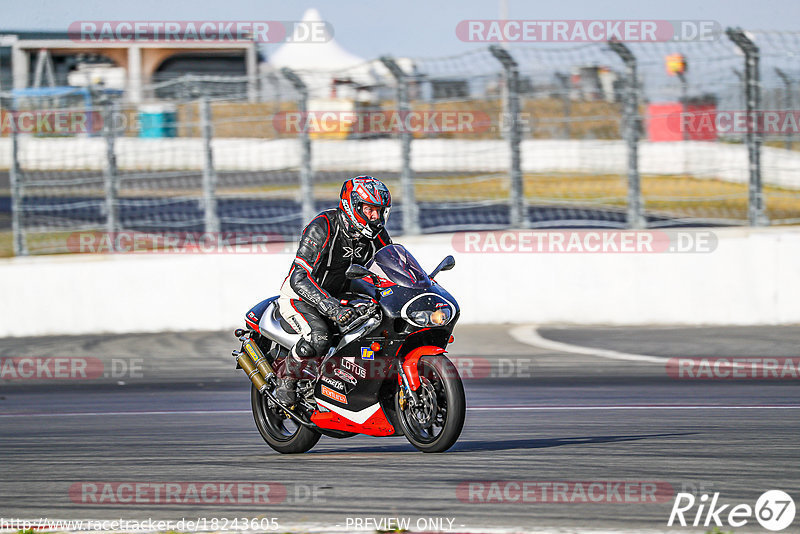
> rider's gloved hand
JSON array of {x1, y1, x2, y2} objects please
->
[
  {"x1": 350, "y1": 300, "x2": 374, "y2": 316},
  {"x1": 318, "y1": 298, "x2": 358, "y2": 327}
]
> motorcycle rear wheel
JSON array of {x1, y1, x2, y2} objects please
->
[
  {"x1": 251, "y1": 385, "x2": 321, "y2": 454},
  {"x1": 395, "y1": 355, "x2": 465, "y2": 453}
]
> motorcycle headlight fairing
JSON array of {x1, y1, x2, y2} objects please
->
[{"x1": 402, "y1": 294, "x2": 455, "y2": 328}]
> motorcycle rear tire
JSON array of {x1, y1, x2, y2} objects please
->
[{"x1": 251, "y1": 385, "x2": 321, "y2": 454}]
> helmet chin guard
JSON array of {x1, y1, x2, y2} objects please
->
[{"x1": 338, "y1": 176, "x2": 392, "y2": 239}]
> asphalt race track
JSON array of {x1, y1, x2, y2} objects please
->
[{"x1": 1, "y1": 325, "x2": 799, "y2": 532}]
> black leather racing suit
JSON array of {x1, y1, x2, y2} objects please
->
[{"x1": 277, "y1": 208, "x2": 391, "y2": 367}]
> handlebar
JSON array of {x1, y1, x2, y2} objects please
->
[{"x1": 339, "y1": 302, "x2": 380, "y2": 335}]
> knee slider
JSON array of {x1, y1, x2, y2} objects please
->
[{"x1": 294, "y1": 337, "x2": 317, "y2": 359}]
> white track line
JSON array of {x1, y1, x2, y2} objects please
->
[
  {"x1": 509, "y1": 325, "x2": 668, "y2": 364},
  {"x1": 2, "y1": 405, "x2": 800, "y2": 419}
]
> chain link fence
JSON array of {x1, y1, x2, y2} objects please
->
[{"x1": 2, "y1": 29, "x2": 800, "y2": 255}]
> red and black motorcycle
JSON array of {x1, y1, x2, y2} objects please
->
[{"x1": 233, "y1": 244, "x2": 465, "y2": 454}]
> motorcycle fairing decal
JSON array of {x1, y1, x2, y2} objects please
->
[
  {"x1": 245, "y1": 311, "x2": 261, "y2": 332},
  {"x1": 320, "y1": 385, "x2": 347, "y2": 404},
  {"x1": 320, "y1": 375, "x2": 346, "y2": 391},
  {"x1": 341, "y1": 357, "x2": 366, "y2": 378},
  {"x1": 402, "y1": 345, "x2": 447, "y2": 391},
  {"x1": 315, "y1": 398, "x2": 380, "y2": 424},
  {"x1": 311, "y1": 405, "x2": 394, "y2": 437},
  {"x1": 245, "y1": 317, "x2": 260, "y2": 333},
  {"x1": 334, "y1": 368, "x2": 357, "y2": 385}
]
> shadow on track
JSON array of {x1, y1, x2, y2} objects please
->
[
  {"x1": 306, "y1": 432, "x2": 697, "y2": 455},
  {"x1": 450, "y1": 432, "x2": 697, "y2": 452}
]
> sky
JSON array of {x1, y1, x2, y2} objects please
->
[{"x1": 1, "y1": 0, "x2": 799, "y2": 60}]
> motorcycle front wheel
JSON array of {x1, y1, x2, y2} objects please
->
[
  {"x1": 251, "y1": 385, "x2": 321, "y2": 454},
  {"x1": 395, "y1": 355, "x2": 466, "y2": 453}
]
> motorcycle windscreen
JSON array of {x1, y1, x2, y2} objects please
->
[{"x1": 367, "y1": 244, "x2": 431, "y2": 289}]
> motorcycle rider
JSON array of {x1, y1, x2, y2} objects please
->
[{"x1": 275, "y1": 176, "x2": 393, "y2": 405}]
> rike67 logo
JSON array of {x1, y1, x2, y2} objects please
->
[{"x1": 668, "y1": 490, "x2": 796, "y2": 531}]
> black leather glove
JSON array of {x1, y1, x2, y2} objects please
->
[
  {"x1": 350, "y1": 300, "x2": 374, "y2": 317},
  {"x1": 318, "y1": 298, "x2": 357, "y2": 327}
]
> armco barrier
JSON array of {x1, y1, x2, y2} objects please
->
[{"x1": 0, "y1": 228, "x2": 799, "y2": 337}]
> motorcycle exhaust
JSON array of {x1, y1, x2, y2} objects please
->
[
  {"x1": 233, "y1": 349, "x2": 268, "y2": 392},
  {"x1": 242, "y1": 338, "x2": 275, "y2": 379},
  {"x1": 233, "y1": 336, "x2": 277, "y2": 393}
]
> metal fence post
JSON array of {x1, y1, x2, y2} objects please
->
[
  {"x1": 380, "y1": 56, "x2": 419, "y2": 236},
  {"x1": 775, "y1": 68, "x2": 793, "y2": 150},
  {"x1": 8, "y1": 98, "x2": 27, "y2": 255},
  {"x1": 678, "y1": 72, "x2": 689, "y2": 141},
  {"x1": 489, "y1": 45, "x2": 525, "y2": 228},
  {"x1": 727, "y1": 28, "x2": 766, "y2": 226},
  {"x1": 101, "y1": 96, "x2": 119, "y2": 247},
  {"x1": 280, "y1": 67, "x2": 315, "y2": 226},
  {"x1": 732, "y1": 69, "x2": 747, "y2": 144},
  {"x1": 200, "y1": 96, "x2": 219, "y2": 233},
  {"x1": 555, "y1": 72, "x2": 572, "y2": 139},
  {"x1": 609, "y1": 41, "x2": 645, "y2": 229}
]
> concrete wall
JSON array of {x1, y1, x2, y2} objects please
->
[{"x1": 1, "y1": 227, "x2": 799, "y2": 337}]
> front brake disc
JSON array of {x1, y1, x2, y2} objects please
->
[{"x1": 413, "y1": 377, "x2": 438, "y2": 426}]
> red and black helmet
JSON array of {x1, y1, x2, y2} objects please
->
[{"x1": 338, "y1": 176, "x2": 391, "y2": 239}]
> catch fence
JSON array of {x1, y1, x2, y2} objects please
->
[{"x1": 2, "y1": 29, "x2": 800, "y2": 255}]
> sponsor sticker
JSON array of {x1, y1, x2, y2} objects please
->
[
  {"x1": 381, "y1": 288, "x2": 393, "y2": 297},
  {"x1": 320, "y1": 375, "x2": 345, "y2": 391},
  {"x1": 334, "y1": 368, "x2": 357, "y2": 385},
  {"x1": 341, "y1": 358, "x2": 367, "y2": 379},
  {"x1": 320, "y1": 385, "x2": 347, "y2": 404},
  {"x1": 361, "y1": 347, "x2": 374, "y2": 361}
]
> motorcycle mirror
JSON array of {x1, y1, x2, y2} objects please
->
[{"x1": 429, "y1": 255, "x2": 456, "y2": 279}]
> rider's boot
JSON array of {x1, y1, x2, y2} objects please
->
[
  {"x1": 274, "y1": 350, "x2": 302, "y2": 405},
  {"x1": 274, "y1": 344, "x2": 319, "y2": 405},
  {"x1": 274, "y1": 376, "x2": 297, "y2": 405}
]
